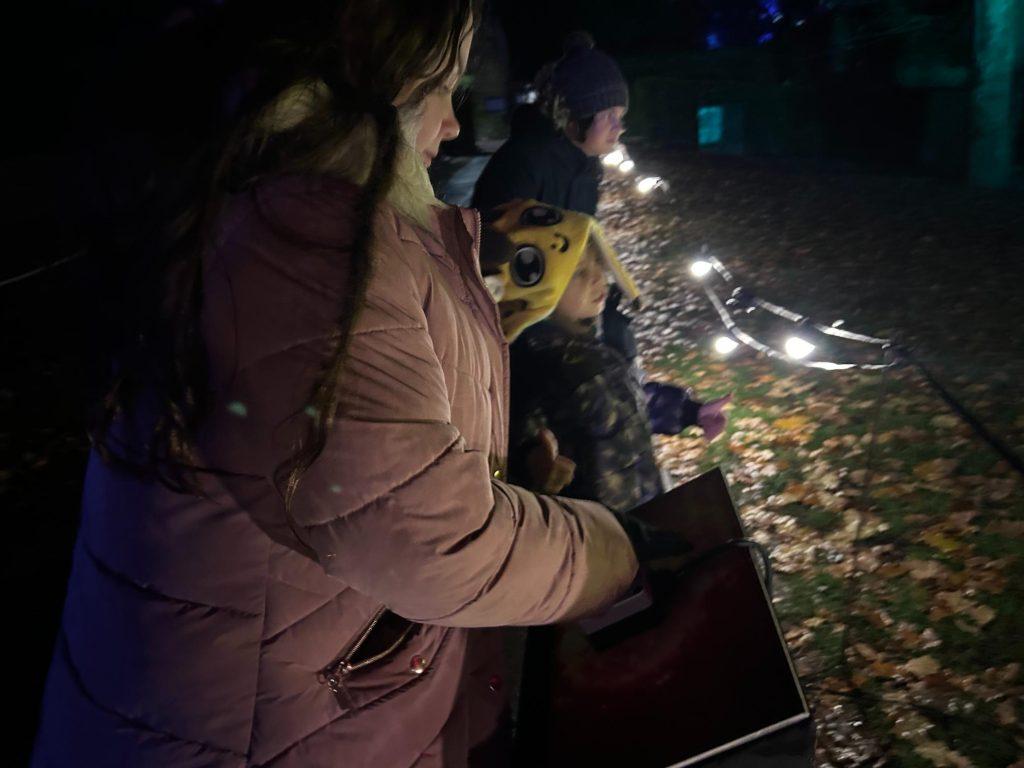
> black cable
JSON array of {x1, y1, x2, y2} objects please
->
[
  {"x1": 672, "y1": 537, "x2": 774, "y2": 598},
  {"x1": 893, "y1": 346, "x2": 1024, "y2": 480}
]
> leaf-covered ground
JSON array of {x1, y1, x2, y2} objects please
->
[{"x1": 598, "y1": 151, "x2": 1024, "y2": 767}]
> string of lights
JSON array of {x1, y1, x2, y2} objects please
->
[
  {"x1": 688, "y1": 251, "x2": 898, "y2": 370},
  {"x1": 700, "y1": 283, "x2": 895, "y2": 371},
  {"x1": 684, "y1": 250, "x2": 1024, "y2": 477},
  {"x1": 604, "y1": 149, "x2": 899, "y2": 370},
  {"x1": 603, "y1": 145, "x2": 666, "y2": 196},
  {"x1": 695, "y1": 251, "x2": 892, "y2": 345}
]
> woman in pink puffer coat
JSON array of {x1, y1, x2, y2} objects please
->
[{"x1": 32, "y1": 2, "x2": 637, "y2": 766}]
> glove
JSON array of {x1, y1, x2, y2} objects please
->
[
  {"x1": 696, "y1": 393, "x2": 732, "y2": 442},
  {"x1": 613, "y1": 511, "x2": 691, "y2": 563},
  {"x1": 645, "y1": 384, "x2": 732, "y2": 441}
]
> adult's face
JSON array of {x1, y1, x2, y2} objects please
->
[{"x1": 578, "y1": 106, "x2": 627, "y2": 158}]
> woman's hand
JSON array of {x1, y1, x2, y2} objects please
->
[{"x1": 525, "y1": 428, "x2": 576, "y2": 494}]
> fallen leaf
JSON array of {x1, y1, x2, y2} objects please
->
[
  {"x1": 773, "y1": 415, "x2": 811, "y2": 431},
  {"x1": 852, "y1": 642, "x2": 880, "y2": 661},
  {"x1": 930, "y1": 414, "x2": 960, "y2": 429},
  {"x1": 996, "y1": 663, "x2": 1020, "y2": 683},
  {"x1": 965, "y1": 603, "x2": 996, "y2": 626},
  {"x1": 931, "y1": 591, "x2": 997, "y2": 627},
  {"x1": 870, "y1": 659, "x2": 899, "y2": 677},
  {"x1": 946, "y1": 510, "x2": 978, "y2": 530},
  {"x1": 913, "y1": 458, "x2": 958, "y2": 481},
  {"x1": 913, "y1": 740, "x2": 974, "y2": 767},
  {"x1": 903, "y1": 656, "x2": 942, "y2": 678},
  {"x1": 922, "y1": 531, "x2": 962, "y2": 554},
  {"x1": 995, "y1": 698, "x2": 1017, "y2": 726},
  {"x1": 871, "y1": 483, "x2": 918, "y2": 499},
  {"x1": 906, "y1": 558, "x2": 951, "y2": 581}
]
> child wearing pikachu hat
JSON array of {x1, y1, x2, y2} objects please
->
[{"x1": 484, "y1": 200, "x2": 731, "y2": 513}]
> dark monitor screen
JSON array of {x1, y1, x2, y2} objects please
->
[{"x1": 515, "y1": 468, "x2": 812, "y2": 767}]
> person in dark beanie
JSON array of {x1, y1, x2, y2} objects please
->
[{"x1": 472, "y1": 31, "x2": 626, "y2": 218}]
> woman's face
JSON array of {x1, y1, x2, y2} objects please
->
[
  {"x1": 554, "y1": 248, "x2": 609, "y2": 323},
  {"x1": 396, "y1": 26, "x2": 475, "y2": 168},
  {"x1": 578, "y1": 106, "x2": 627, "y2": 158}
]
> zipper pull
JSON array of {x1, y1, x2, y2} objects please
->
[{"x1": 319, "y1": 660, "x2": 353, "y2": 693}]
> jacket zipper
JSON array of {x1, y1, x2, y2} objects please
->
[
  {"x1": 319, "y1": 606, "x2": 417, "y2": 695},
  {"x1": 467, "y1": 206, "x2": 512, "y2": 465}
]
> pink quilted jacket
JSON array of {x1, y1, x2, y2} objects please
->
[{"x1": 33, "y1": 174, "x2": 637, "y2": 767}]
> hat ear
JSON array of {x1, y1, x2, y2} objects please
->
[
  {"x1": 479, "y1": 224, "x2": 516, "y2": 275},
  {"x1": 518, "y1": 205, "x2": 563, "y2": 227},
  {"x1": 588, "y1": 223, "x2": 642, "y2": 308},
  {"x1": 481, "y1": 198, "x2": 523, "y2": 224}
]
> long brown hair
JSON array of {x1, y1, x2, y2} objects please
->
[{"x1": 94, "y1": 0, "x2": 481, "y2": 507}]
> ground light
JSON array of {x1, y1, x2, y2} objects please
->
[
  {"x1": 784, "y1": 336, "x2": 815, "y2": 360},
  {"x1": 690, "y1": 260, "x2": 713, "y2": 279},
  {"x1": 714, "y1": 335, "x2": 739, "y2": 355},
  {"x1": 602, "y1": 149, "x2": 625, "y2": 167},
  {"x1": 637, "y1": 176, "x2": 663, "y2": 194}
]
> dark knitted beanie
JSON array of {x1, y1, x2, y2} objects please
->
[{"x1": 547, "y1": 33, "x2": 628, "y2": 120}]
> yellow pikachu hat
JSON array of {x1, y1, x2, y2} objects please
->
[{"x1": 489, "y1": 200, "x2": 640, "y2": 341}]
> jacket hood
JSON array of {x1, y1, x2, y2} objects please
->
[{"x1": 508, "y1": 104, "x2": 561, "y2": 141}]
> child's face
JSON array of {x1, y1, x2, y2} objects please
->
[
  {"x1": 403, "y1": 25, "x2": 475, "y2": 168},
  {"x1": 579, "y1": 106, "x2": 627, "y2": 157},
  {"x1": 553, "y1": 248, "x2": 609, "y2": 322}
]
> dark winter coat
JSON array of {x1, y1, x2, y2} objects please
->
[
  {"x1": 471, "y1": 105, "x2": 602, "y2": 218},
  {"x1": 509, "y1": 320, "x2": 699, "y2": 514}
]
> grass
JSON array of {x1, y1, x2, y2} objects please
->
[{"x1": 600, "y1": 152, "x2": 1024, "y2": 766}]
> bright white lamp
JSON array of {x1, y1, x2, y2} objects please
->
[
  {"x1": 636, "y1": 176, "x2": 662, "y2": 194},
  {"x1": 784, "y1": 336, "x2": 815, "y2": 360},
  {"x1": 714, "y1": 336, "x2": 739, "y2": 355},
  {"x1": 603, "y1": 149, "x2": 625, "y2": 167},
  {"x1": 690, "y1": 260, "x2": 713, "y2": 278}
]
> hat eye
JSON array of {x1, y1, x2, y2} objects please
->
[
  {"x1": 510, "y1": 245, "x2": 545, "y2": 287},
  {"x1": 519, "y1": 205, "x2": 563, "y2": 227}
]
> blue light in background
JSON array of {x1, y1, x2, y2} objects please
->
[
  {"x1": 706, "y1": 32, "x2": 722, "y2": 50},
  {"x1": 760, "y1": 0, "x2": 784, "y2": 23},
  {"x1": 758, "y1": 32, "x2": 775, "y2": 45}
]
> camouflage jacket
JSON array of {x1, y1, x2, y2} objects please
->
[{"x1": 509, "y1": 320, "x2": 666, "y2": 513}]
